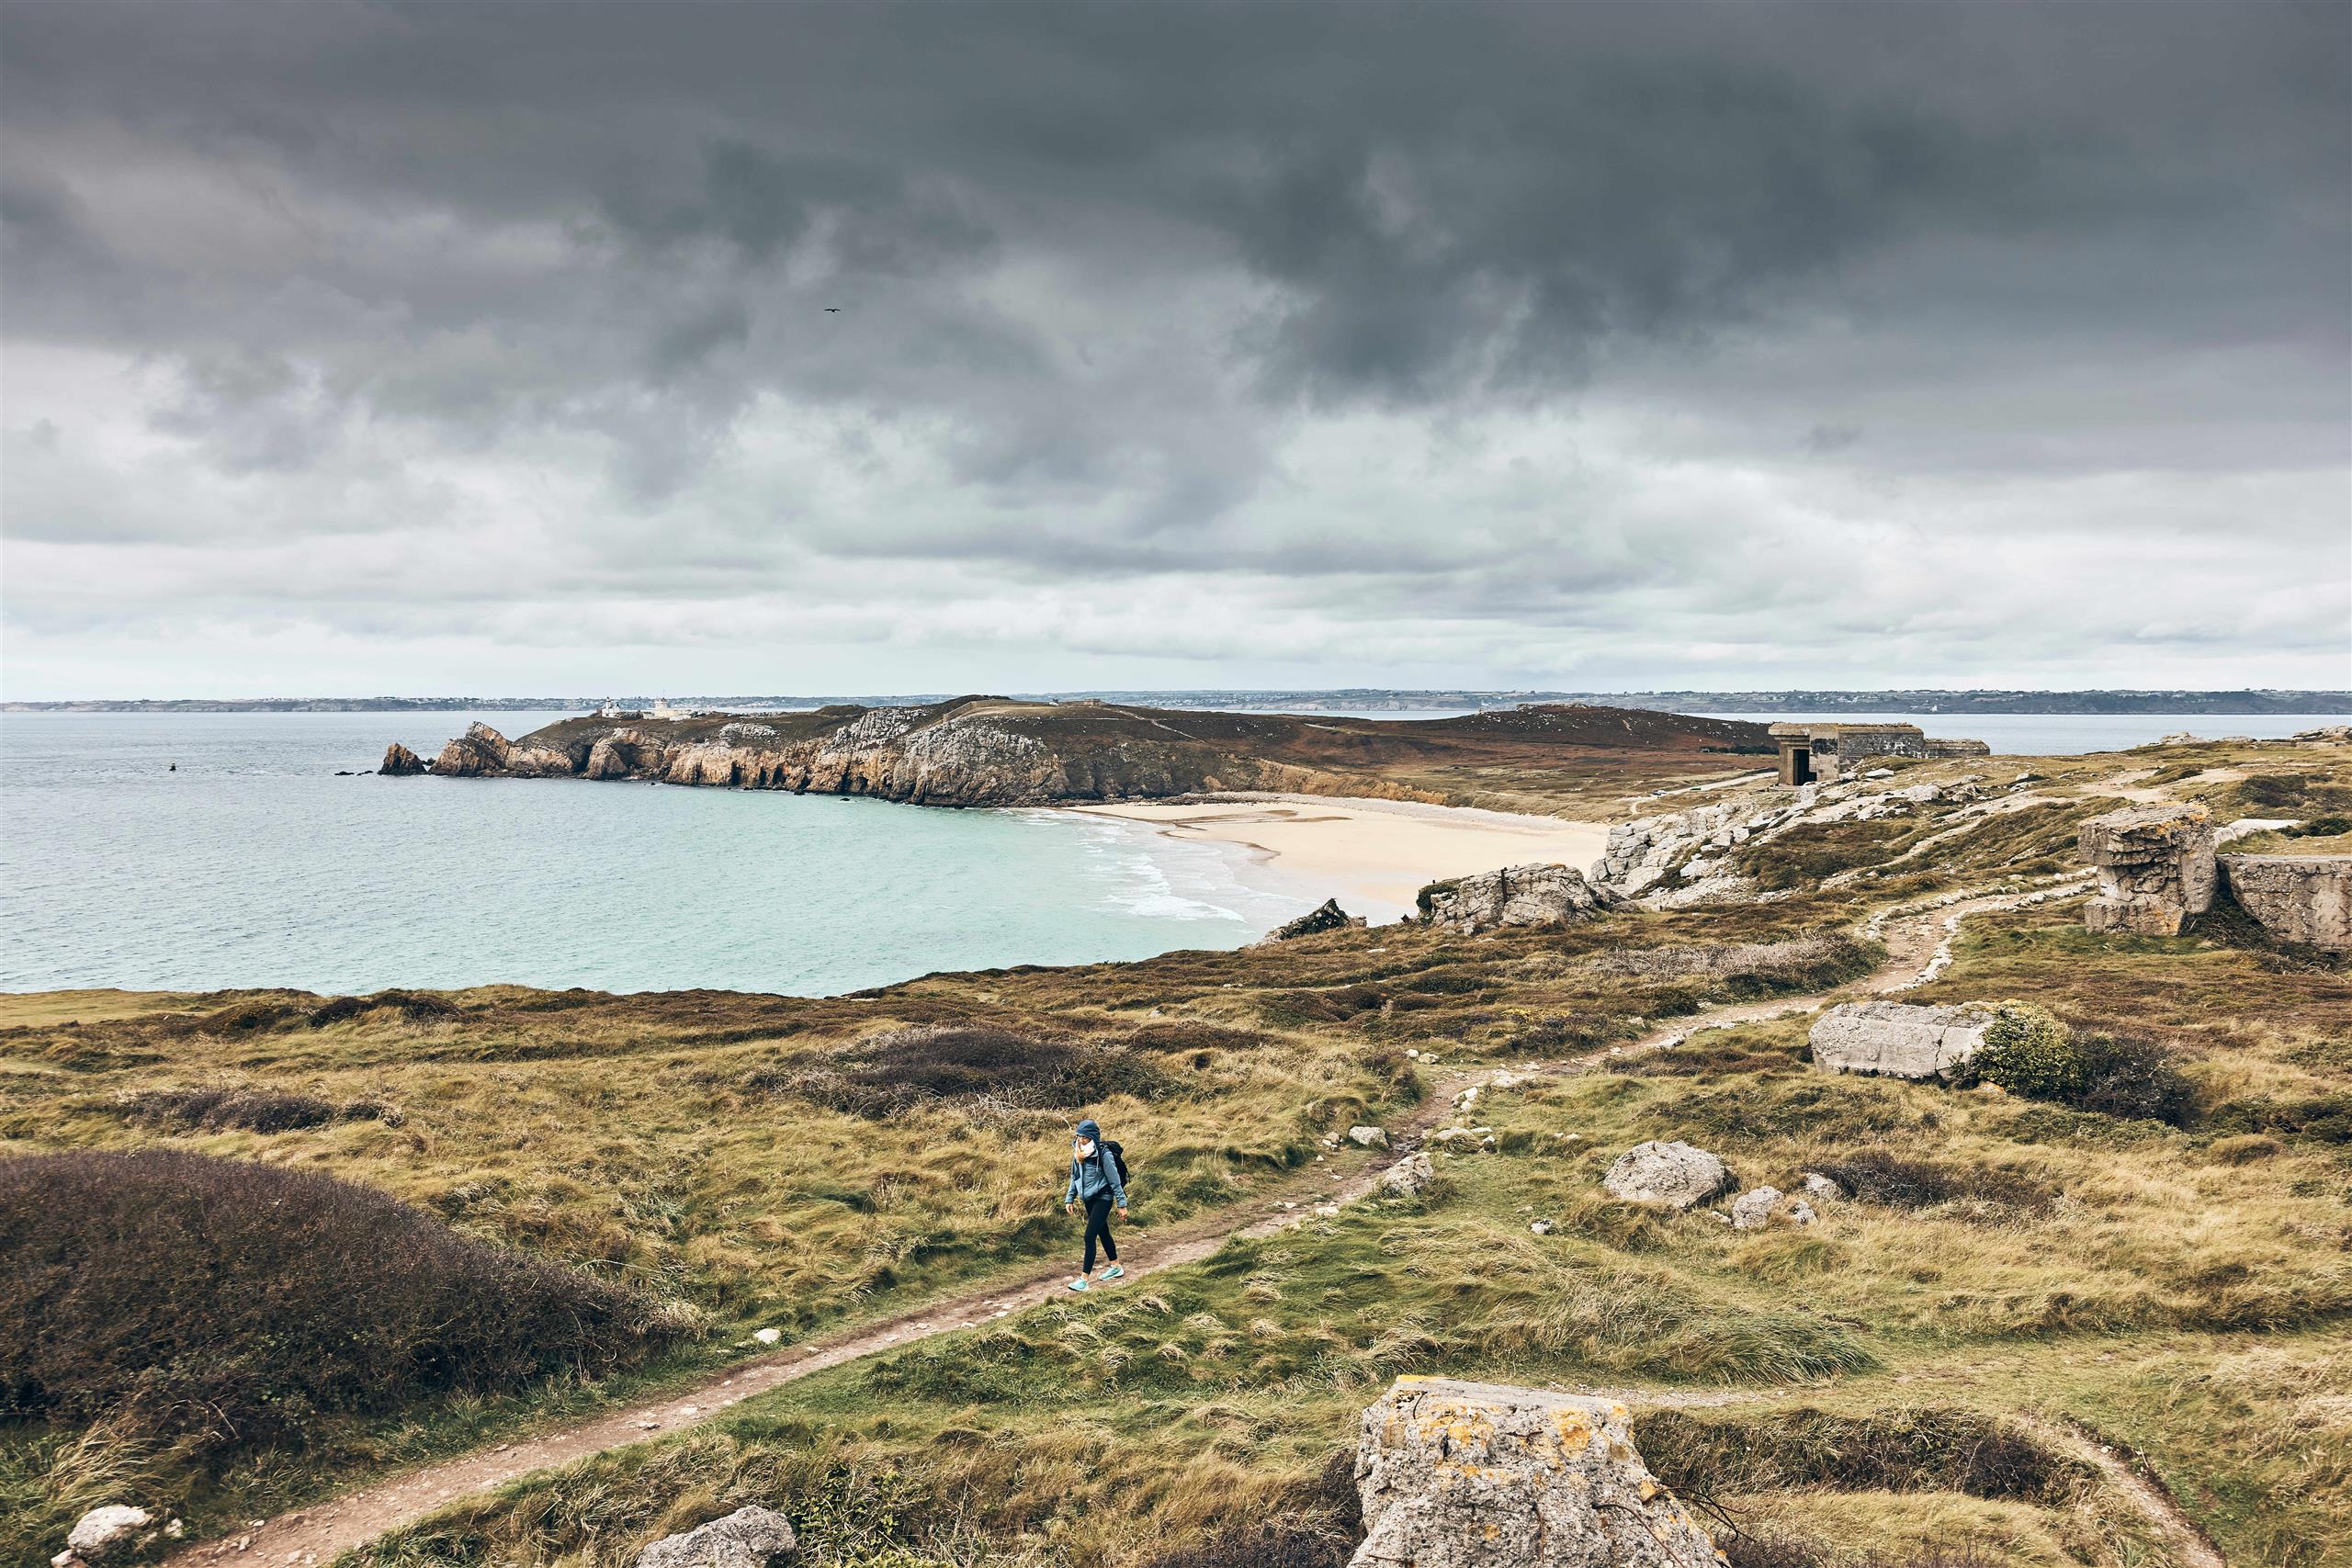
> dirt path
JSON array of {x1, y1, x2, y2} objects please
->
[
  {"x1": 166, "y1": 885, "x2": 2082, "y2": 1568},
  {"x1": 2018, "y1": 1414, "x2": 2228, "y2": 1568}
]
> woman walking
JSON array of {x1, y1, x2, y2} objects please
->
[{"x1": 1063, "y1": 1117, "x2": 1127, "y2": 1292}]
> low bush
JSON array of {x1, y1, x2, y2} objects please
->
[
  {"x1": 1804, "y1": 1150, "x2": 2053, "y2": 1217},
  {"x1": 1965, "y1": 1005, "x2": 2195, "y2": 1127},
  {"x1": 1969, "y1": 1002, "x2": 2081, "y2": 1100},
  {"x1": 1588, "y1": 934, "x2": 1879, "y2": 997},
  {"x1": 1734, "y1": 822, "x2": 1912, "y2": 891},
  {"x1": 2205, "y1": 1092, "x2": 2352, "y2": 1146},
  {"x1": 307, "y1": 990, "x2": 462, "y2": 1027},
  {"x1": 111, "y1": 1084, "x2": 389, "y2": 1134},
  {"x1": 1640, "y1": 1406, "x2": 2088, "y2": 1504},
  {"x1": 2069, "y1": 1033, "x2": 2195, "y2": 1125},
  {"x1": 1125, "y1": 1021, "x2": 1268, "y2": 1055},
  {"x1": 1502, "y1": 1012, "x2": 1641, "y2": 1055},
  {"x1": 761, "y1": 1026, "x2": 1172, "y2": 1119},
  {"x1": 0, "y1": 1149, "x2": 683, "y2": 1446}
]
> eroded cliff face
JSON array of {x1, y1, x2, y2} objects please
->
[{"x1": 389, "y1": 701, "x2": 1432, "y2": 807}]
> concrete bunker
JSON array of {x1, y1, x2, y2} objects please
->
[{"x1": 1769, "y1": 722, "x2": 1990, "y2": 787}]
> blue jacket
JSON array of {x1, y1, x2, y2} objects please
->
[{"x1": 1065, "y1": 1124, "x2": 1126, "y2": 1207}]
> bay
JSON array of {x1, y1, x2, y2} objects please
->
[{"x1": 0, "y1": 712, "x2": 1311, "y2": 996}]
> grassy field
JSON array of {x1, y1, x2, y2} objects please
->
[{"x1": 5, "y1": 736, "x2": 2349, "y2": 1568}]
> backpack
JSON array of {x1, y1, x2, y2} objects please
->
[{"x1": 1096, "y1": 1138, "x2": 1130, "y2": 1187}]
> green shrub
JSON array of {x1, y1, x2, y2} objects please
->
[{"x1": 1968, "y1": 1002, "x2": 2083, "y2": 1100}]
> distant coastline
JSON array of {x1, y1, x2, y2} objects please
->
[{"x1": 6, "y1": 687, "x2": 2349, "y2": 715}]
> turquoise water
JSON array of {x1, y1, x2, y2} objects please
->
[{"x1": 0, "y1": 713, "x2": 1310, "y2": 996}]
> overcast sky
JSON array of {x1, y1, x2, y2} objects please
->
[{"x1": 2, "y1": 2, "x2": 2346, "y2": 699}]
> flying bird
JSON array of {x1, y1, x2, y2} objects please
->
[{"x1": 823, "y1": 307, "x2": 842, "y2": 313}]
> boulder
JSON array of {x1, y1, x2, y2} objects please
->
[
  {"x1": 1417, "y1": 863, "x2": 1621, "y2": 933},
  {"x1": 1258, "y1": 897, "x2": 1368, "y2": 944},
  {"x1": 2221, "y1": 855, "x2": 2352, "y2": 952},
  {"x1": 1800, "y1": 1172, "x2": 1843, "y2": 1202},
  {"x1": 2079, "y1": 803, "x2": 2215, "y2": 937},
  {"x1": 1349, "y1": 1125, "x2": 1391, "y2": 1149},
  {"x1": 1601, "y1": 1140, "x2": 1733, "y2": 1209},
  {"x1": 1350, "y1": 1377, "x2": 1720, "y2": 1567},
  {"x1": 379, "y1": 742, "x2": 426, "y2": 776},
  {"x1": 1378, "y1": 1152, "x2": 1434, "y2": 1197},
  {"x1": 635, "y1": 1506, "x2": 798, "y2": 1568},
  {"x1": 1808, "y1": 1000, "x2": 1993, "y2": 1080},
  {"x1": 64, "y1": 1507, "x2": 151, "y2": 1563},
  {"x1": 1730, "y1": 1186, "x2": 1782, "y2": 1230}
]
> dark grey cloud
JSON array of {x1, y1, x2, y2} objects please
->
[{"x1": 0, "y1": 1, "x2": 2345, "y2": 696}]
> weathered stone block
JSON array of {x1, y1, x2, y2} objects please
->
[
  {"x1": 1601, "y1": 1140, "x2": 1733, "y2": 1209},
  {"x1": 1351, "y1": 1377, "x2": 1719, "y2": 1567},
  {"x1": 1417, "y1": 863, "x2": 1619, "y2": 933},
  {"x1": 636, "y1": 1506, "x2": 797, "y2": 1568},
  {"x1": 2079, "y1": 803, "x2": 2215, "y2": 937},
  {"x1": 2221, "y1": 855, "x2": 2352, "y2": 953},
  {"x1": 1808, "y1": 999, "x2": 1992, "y2": 1079}
]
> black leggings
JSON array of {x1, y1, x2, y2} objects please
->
[{"x1": 1082, "y1": 1193, "x2": 1119, "y2": 1273}]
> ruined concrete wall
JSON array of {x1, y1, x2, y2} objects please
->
[
  {"x1": 2221, "y1": 855, "x2": 2352, "y2": 952},
  {"x1": 2080, "y1": 803, "x2": 2215, "y2": 936}
]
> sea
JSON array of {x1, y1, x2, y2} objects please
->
[
  {"x1": 1, "y1": 708, "x2": 2341, "y2": 998},
  {"x1": 0, "y1": 712, "x2": 1317, "y2": 997}
]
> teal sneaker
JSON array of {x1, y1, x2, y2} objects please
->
[
  {"x1": 1101, "y1": 1264, "x2": 1125, "y2": 1280},
  {"x1": 1067, "y1": 1277, "x2": 1091, "y2": 1292}
]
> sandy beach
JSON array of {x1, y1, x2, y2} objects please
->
[{"x1": 1069, "y1": 794, "x2": 1611, "y2": 922}]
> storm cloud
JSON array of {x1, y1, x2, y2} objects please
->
[{"x1": 2, "y1": 1, "x2": 2345, "y2": 695}]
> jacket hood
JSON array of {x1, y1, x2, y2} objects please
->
[{"x1": 1074, "y1": 1119, "x2": 1102, "y2": 1141}]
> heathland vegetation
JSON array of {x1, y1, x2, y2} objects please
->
[{"x1": 3, "y1": 734, "x2": 2348, "y2": 1568}]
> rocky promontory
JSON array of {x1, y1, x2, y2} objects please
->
[{"x1": 382, "y1": 697, "x2": 1770, "y2": 810}]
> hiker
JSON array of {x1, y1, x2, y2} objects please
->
[{"x1": 1062, "y1": 1116, "x2": 1127, "y2": 1292}]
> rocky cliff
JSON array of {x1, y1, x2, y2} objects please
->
[{"x1": 384, "y1": 698, "x2": 1770, "y2": 810}]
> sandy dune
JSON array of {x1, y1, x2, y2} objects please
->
[{"x1": 1070, "y1": 793, "x2": 1611, "y2": 921}]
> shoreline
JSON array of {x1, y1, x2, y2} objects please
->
[{"x1": 1066, "y1": 793, "x2": 1611, "y2": 923}]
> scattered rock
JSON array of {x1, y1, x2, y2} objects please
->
[
  {"x1": 1808, "y1": 999, "x2": 1993, "y2": 1080},
  {"x1": 1730, "y1": 1186, "x2": 1782, "y2": 1230},
  {"x1": 752, "y1": 1326, "x2": 783, "y2": 1345},
  {"x1": 379, "y1": 742, "x2": 426, "y2": 776},
  {"x1": 1529, "y1": 1219, "x2": 1554, "y2": 1235},
  {"x1": 1378, "y1": 1153, "x2": 1434, "y2": 1197},
  {"x1": 1601, "y1": 1140, "x2": 1733, "y2": 1209},
  {"x1": 2080, "y1": 802, "x2": 2215, "y2": 936},
  {"x1": 1348, "y1": 1125, "x2": 1390, "y2": 1149},
  {"x1": 1787, "y1": 1201, "x2": 1817, "y2": 1226},
  {"x1": 1800, "y1": 1172, "x2": 1843, "y2": 1202},
  {"x1": 64, "y1": 1507, "x2": 151, "y2": 1564},
  {"x1": 635, "y1": 1506, "x2": 798, "y2": 1568},
  {"x1": 1256, "y1": 897, "x2": 1368, "y2": 944},
  {"x1": 1350, "y1": 1377, "x2": 1719, "y2": 1567},
  {"x1": 1416, "y1": 863, "x2": 1623, "y2": 933}
]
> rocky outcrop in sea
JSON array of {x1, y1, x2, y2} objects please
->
[{"x1": 384, "y1": 699, "x2": 1475, "y2": 808}]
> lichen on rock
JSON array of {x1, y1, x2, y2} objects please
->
[{"x1": 1349, "y1": 1376, "x2": 1720, "y2": 1566}]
